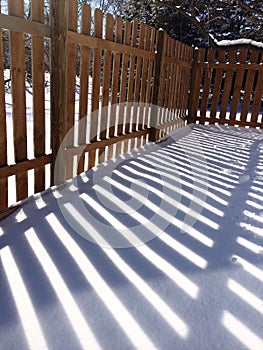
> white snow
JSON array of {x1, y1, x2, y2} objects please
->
[
  {"x1": 216, "y1": 38, "x2": 263, "y2": 49},
  {"x1": 0, "y1": 123, "x2": 263, "y2": 349}
]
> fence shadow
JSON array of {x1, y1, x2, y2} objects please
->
[{"x1": 0, "y1": 124, "x2": 263, "y2": 349}]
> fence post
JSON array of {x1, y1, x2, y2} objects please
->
[
  {"x1": 149, "y1": 29, "x2": 166, "y2": 142},
  {"x1": 50, "y1": 0, "x2": 68, "y2": 185},
  {"x1": 187, "y1": 48, "x2": 199, "y2": 124}
]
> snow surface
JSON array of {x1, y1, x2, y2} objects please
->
[{"x1": 1, "y1": 123, "x2": 263, "y2": 349}]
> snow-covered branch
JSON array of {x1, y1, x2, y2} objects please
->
[
  {"x1": 158, "y1": 0, "x2": 263, "y2": 50},
  {"x1": 215, "y1": 38, "x2": 263, "y2": 49}
]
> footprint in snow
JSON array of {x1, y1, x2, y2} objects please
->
[
  {"x1": 221, "y1": 168, "x2": 232, "y2": 175},
  {"x1": 239, "y1": 174, "x2": 250, "y2": 183},
  {"x1": 230, "y1": 256, "x2": 238, "y2": 264}
]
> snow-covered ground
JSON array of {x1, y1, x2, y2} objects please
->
[{"x1": 0, "y1": 123, "x2": 263, "y2": 349}]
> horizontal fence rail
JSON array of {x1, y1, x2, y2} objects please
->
[
  {"x1": 0, "y1": 0, "x2": 192, "y2": 212},
  {"x1": 189, "y1": 47, "x2": 263, "y2": 128}
]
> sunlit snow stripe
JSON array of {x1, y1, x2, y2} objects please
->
[
  {"x1": 233, "y1": 255, "x2": 263, "y2": 282},
  {"x1": 222, "y1": 311, "x2": 263, "y2": 350},
  {"x1": 90, "y1": 178, "x2": 207, "y2": 269},
  {"x1": 248, "y1": 192, "x2": 263, "y2": 202},
  {"x1": 15, "y1": 208, "x2": 27, "y2": 223},
  {"x1": 245, "y1": 199, "x2": 263, "y2": 210},
  {"x1": 103, "y1": 175, "x2": 214, "y2": 247},
  {"x1": 120, "y1": 165, "x2": 219, "y2": 230},
  {"x1": 62, "y1": 204, "x2": 190, "y2": 338},
  {"x1": 46, "y1": 213, "x2": 158, "y2": 348},
  {"x1": 237, "y1": 236, "x2": 263, "y2": 254},
  {"x1": 25, "y1": 229, "x2": 101, "y2": 350},
  {"x1": 244, "y1": 209, "x2": 263, "y2": 223},
  {"x1": 1, "y1": 246, "x2": 48, "y2": 350},
  {"x1": 158, "y1": 233, "x2": 207, "y2": 269},
  {"x1": 34, "y1": 194, "x2": 47, "y2": 209},
  {"x1": 228, "y1": 278, "x2": 263, "y2": 314},
  {"x1": 114, "y1": 168, "x2": 224, "y2": 217},
  {"x1": 240, "y1": 222, "x2": 263, "y2": 237},
  {"x1": 82, "y1": 191, "x2": 200, "y2": 293}
]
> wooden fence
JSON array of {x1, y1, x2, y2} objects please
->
[
  {"x1": 188, "y1": 47, "x2": 263, "y2": 127},
  {"x1": 0, "y1": 0, "x2": 192, "y2": 212},
  {"x1": 1, "y1": 0, "x2": 262, "y2": 214}
]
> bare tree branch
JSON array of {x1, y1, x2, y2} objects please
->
[{"x1": 236, "y1": 0, "x2": 263, "y2": 16}]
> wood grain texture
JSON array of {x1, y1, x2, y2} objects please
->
[
  {"x1": 209, "y1": 50, "x2": 226, "y2": 120},
  {"x1": 240, "y1": 51, "x2": 259, "y2": 122},
  {"x1": 229, "y1": 49, "x2": 248, "y2": 120},
  {"x1": 32, "y1": 0, "x2": 46, "y2": 193},
  {"x1": 65, "y1": 0, "x2": 78, "y2": 179},
  {"x1": 89, "y1": 8, "x2": 103, "y2": 169},
  {"x1": 149, "y1": 29, "x2": 166, "y2": 141},
  {"x1": 219, "y1": 49, "x2": 237, "y2": 121},
  {"x1": 9, "y1": 0, "x2": 28, "y2": 201},
  {"x1": 77, "y1": 4, "x2": 91, "y2": 174},
  {"x1": 0, "y1": 29, "x2": 8, "y2": 210},
  {"x1": 50, "y1": 0, "x2": 69, "y2": 185},
  {"x1": 0, "y1": 13, "x2": 50, "y2": 37},
  {"x1": 251, "y1": 55, "x2": 263, "y2": 124}
]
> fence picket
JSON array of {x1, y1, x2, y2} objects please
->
[
  {"x1": 189, "y1": 48, "x2": 205, "y2": 123},
  {"x1": 200, "y1": 49, "x2": 215, "y2": 122},
  {"x1": 117, "y1": 21, "x2": 131, "y2": 137},
  {"x1": 179, "y1": 44, "x2": 188, "y2": 121},
  {"x1": 32, "y1": 0, "x2": 45, "y2": 193},
  {"x1": 138, "y1": 24, "x2": 151, "y2": 128},
  {"x1": 163, "y1": 38, "x2": 172, "y2": 125},
  {"x1": 251, "y1": 55, "x2": 263, "y2": 124},
  {"x1": 149, "y1": 29, "x2": 166, "y2": 141},
  {"x1": 77, "y1": 4, "x2": 91, "y2": 175},
  {"x1": 9, "y1": 0, "x2": 28, "y2": 201},
  {"x1": 209, "y1": 50, "x2": 225, "y2": 120},
  {"x1": 119, "y1": 21, "x2": 132, "y2": 154},
  {"x1": 108, "y1": 17, "x2": 122, "y2": 159},
  {"x1": 126, "y1": 19, "x2": 138, "y2": 151},
  {"x1": 182, "y1": 46, "x2": 193, "y2": 121},
  {"x1": 0, "y1": 29, "x2": 7, "y2": 210},
  {"x1": 133, "y1": 22, "x2": 145, "y2": 131},
  {"x1": 172, "y1": 41, "x2": 181, "y2": 120},
  {"x1": 229, "y1": 49, "x2": 248, "y2": 121},
  {"x1": 240, "y1": 51, "x2": 259, "y2": 123},
  {"x1": 89, "y1": 8, "x2": 103, "y2": 168},
  {"x1": 219, "y1": 49, "x2": 237, "y2": 121},
  {"x1": 159, "y1": 33, "x2": 168, "y2": 127},
  {"x1": 65, "y1": 0, "x2": 78, "y2": 179},
  {"x1": 97, "y1": 13, "x2": 114, "y2": 164},
  {"x1": 167, "y1": 40, "x2": 176, "y2": 123},
  {"x1": 144, "y1": 27, "x2": 156, "y2": 122}
]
